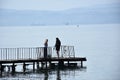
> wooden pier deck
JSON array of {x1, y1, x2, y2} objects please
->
[
  {"x1": 0, "y1": 46, "x2": 87, "y2": 75},
  {"x1": 0, "y1": 57, "x2": 86, "y2": 63}
]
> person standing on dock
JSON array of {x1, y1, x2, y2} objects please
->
[
  {"x1": 55, "y1": 37, "x2": 61, "y2": 58},
  {"x1": 44, "y1": 39, "x2": 48, "y2": 58}
]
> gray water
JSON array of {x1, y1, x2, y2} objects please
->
[{"x1": 0, "y1": 24, "x2": 120, "y2": 80}]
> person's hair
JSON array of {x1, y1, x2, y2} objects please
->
[
  {"x1": 46, "y1": 39, "x2": 48, "y2": 42},
  {"x1": 44, "y1": 39, "x2": 48, "y2": 44},
  {"x1": 56, "y1": 37, "x2": 59, "y2": 40}
]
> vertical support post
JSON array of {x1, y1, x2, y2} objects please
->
[
  {"x1": 41, "y1": 62, "x2": 44, "y2": 69},
  {"x1": 12, "y1": 63, "x2": 16, "y2": 73},
  {"x1": 49, "y1": 61, "x2": 51, "y2": 68},
  {"x1": 68, "y1": 61, "x2": 70, "y2": 67},
  {"x1": 33, "y1": 62, "x2": 35, "y2": 72},
  {"x1": 45, "y1": 61, "x2": 47, "y2": 69},
  {"x1": 58, "y1": 61, "x2": 64, "y2": 68},
  {"x1": 81, "y1": 61, "x2": 83, "y2": 68},
  {"x1": 8, "y1": 66, "x2": 10, "y2": 72},
  {"x1": 0, "y1": 64, "x2": 2, "y2": 77},
  {"x1": 37, "y1": 62, "x2": 39, "y2": 70},
  {"x1": 23, "y1": 62, "x2": 26, "y2": 73}
]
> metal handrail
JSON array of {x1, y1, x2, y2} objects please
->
[{"x1": 0, "y1": 46, "x2": 75, "y2": 60}]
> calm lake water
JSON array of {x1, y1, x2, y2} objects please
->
[{"x1": 0, "y1": 24, "x2": 120, "y2": 80}]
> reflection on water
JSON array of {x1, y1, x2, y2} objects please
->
[{"x1": 0, "y1": 66, "x2": 87, "y2": 80}]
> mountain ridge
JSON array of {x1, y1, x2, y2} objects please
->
[{"x1": 0, "y1": 3, "x2": 120, "y2": 26}]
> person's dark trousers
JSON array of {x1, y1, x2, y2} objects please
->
[{"x1": 44, "y1": 47, "x2": 47, "y2": 58}]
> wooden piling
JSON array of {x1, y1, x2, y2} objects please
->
[
  {"x1": 81, "y1": 61, "x2": 83, "y2": 68},
  {"x1": 68, "y1": 61, "x2": 70, "y2": 66},
  {"x1": 12, "y1": 63, "x2": 16, "y2": 73},
  {"x1": 49, "y1": 61, "x2": 51, "y2": 68},
  {"x1": 7, "y1": 66, "x2": 10, "y2": 72},
  {"x1": 23, "y1": 62, "x2": 26, "y2": 73},
  {"x1": 45, "y1": 61, "x2": 47, "y2": 68},
  {"x1": 37, "y1": 62, "x2": 39, "y2": 69},
  {"x1": 58, "y1": 61, "x2": 64, "y2": 68},
  {"x1": 0, "y1": 64, "x2": 2, "y2": 76},
  {"x1": 33, "y1": 62, "x2": 35, "y2": 72}
]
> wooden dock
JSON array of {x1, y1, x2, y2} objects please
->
[{"x1": 0, "y1": 46, "x2": 87, "y2": 76}]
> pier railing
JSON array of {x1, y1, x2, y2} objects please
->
[
  {"x1": 0, "y1": 45, "x2": 75, "y2": 60},
  {"x1": 60, "y1": 45, "x2": 75, "y2": 58}
]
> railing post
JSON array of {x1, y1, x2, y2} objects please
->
[
  {"x1": 22, "y1": 48, "x2": 23, "y2": 60},
  {"x1": 28, "y1": 48, "x2": 30, "y2": 59},
  {"x1": 6, "y1": 48, "x2": 7, "y2": 60},
  {"x1": 50, "y1": 47, "x2": 52, "y2": 58},
  {"x1": 8, "y1": 48, "x2": 9, "y2": 60},
  {"x1": 32, "y1": 48, "x2": 34, "y2": 59},
  {"x1": 68, "y1": 46, "x2": 70, "y2": 58},
  {"x1": 15, "y1": 48, "x2": 16, "y2": 60},
  {"x1": 17, "y1": 48, "x2": 19, "y2": 60},
  {"x1": 73, "y1": 47, "x2": 75, "y2": 58},
  {"x1": 61, "y1": 46, "x2": 63, "y2": 58},
  {"x1": 1, "y1": 48, "x2": 3, "y2": 60}
]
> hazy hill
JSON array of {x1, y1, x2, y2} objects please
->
[{"x1": 0, "y1": 3, "x2": 120, "y2": 26}]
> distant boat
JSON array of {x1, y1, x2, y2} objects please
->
[{"x1": 77, "y1": 25, "x2": 79, "y2": 27}]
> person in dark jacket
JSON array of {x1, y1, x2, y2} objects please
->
[
  {"x1": 55, "y1": 37, "x2": 61, "y2": 58},
  {"x1": 44, "y1": 39, "x2": 48, "y2": 58}
]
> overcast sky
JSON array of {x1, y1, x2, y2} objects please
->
[{"x1": 0, "y1": 0, "x2": 120, "y2": 10}]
